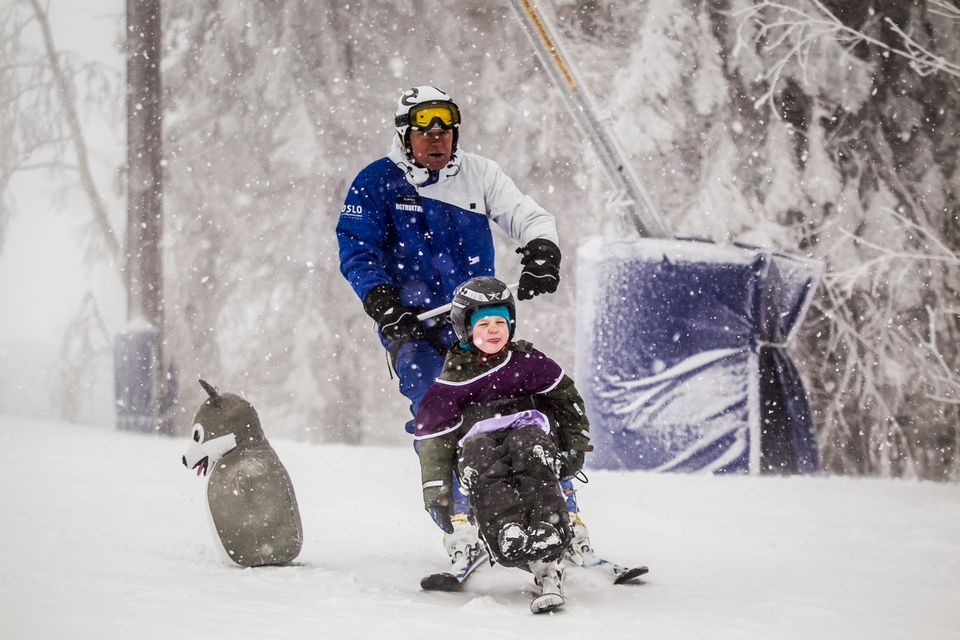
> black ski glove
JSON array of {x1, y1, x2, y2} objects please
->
[
  {"x1": 516, "y1": 238, "x2": 561, "y2": 301},
  {"x1": 362, "y1": 284, "x2": 424, "y2": 342},
  {"x1": 558, "y1": 449, "x2": 585, "y2": 481}
]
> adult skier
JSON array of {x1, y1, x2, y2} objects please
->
[{"x1": 335, "y1": 85, "x2": 589, "y2": 570}]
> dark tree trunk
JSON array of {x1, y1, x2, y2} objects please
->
[{"x1": 125, "y1": 0, "x2": 173, "y2": 434}]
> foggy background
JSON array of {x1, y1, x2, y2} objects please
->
[{"x1": 2, "y1": 0, "x2": 958, "y2": 478}]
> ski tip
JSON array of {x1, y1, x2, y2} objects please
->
[
  {"x1": 613, "y1": 565, "x2": 650, "y2": 585},
  {"x1": 530, "y1": 593, "x2": 565, "y2": 614},
  {"x1": 420, "y1": 573, "x2": 463, "y2": 592}
]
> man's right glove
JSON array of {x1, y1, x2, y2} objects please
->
[
  {"x1": 516, "y1": 238, "x2": 561, "y2": 300},
  {"x1": 362, "y1": 284, "x2": 424, "y2": 342},
  {"x1": 558, "y1": 449, "x2": 585, "y2": 481}
]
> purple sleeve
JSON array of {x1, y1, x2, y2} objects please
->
[
  {"x1": 414, "y1": 383, "x2": 468, "y2": 439},
  {"x1": 523, "y1": 349, "x2": 565, "y2": 393}
]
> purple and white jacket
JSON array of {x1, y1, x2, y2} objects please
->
[{"x1": 414, "y1": 346, "x2": 566, "y2": 445}]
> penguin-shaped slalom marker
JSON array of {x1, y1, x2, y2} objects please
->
[{"x1": 182, "y1": 379, "x2": 303, "y2": 567}]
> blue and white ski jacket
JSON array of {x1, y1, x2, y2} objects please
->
[{"x1": 336, "y1": 138, "x2": 558, "y2": 311}]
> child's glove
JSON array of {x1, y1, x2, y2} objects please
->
[
  {"x1": 362, "y1": 284, "x2": 424, "y2": 342},
  {"x1": 427, "y1": 505, "x2": 454, "y2": 534},
  {"x1": 516, "y1": 238, "x2": 561, "y2": 300},
  {"x1": 558, "y1": 449, "x2": 585, "y2": 480},
  {"x1": 423, "y1": 481, "x2": 454, "y2": 533}
]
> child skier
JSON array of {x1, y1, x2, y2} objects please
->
[{"x1": 414, "y1": 276, "x2": 592, "y2": 612}]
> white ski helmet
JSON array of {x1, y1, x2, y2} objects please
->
[{"x1": 394, "y1": 85, "x2": 461, "y2": 157}]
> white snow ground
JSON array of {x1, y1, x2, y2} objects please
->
[{"x1": 1, "y1": 415, "x2": 958, "y2": 640}]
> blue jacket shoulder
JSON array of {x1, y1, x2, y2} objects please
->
[{"x1": 348, "y1": 157, "x2": 405, "y2": 195}]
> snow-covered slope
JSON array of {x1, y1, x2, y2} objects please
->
[{"x1": 1, "y1": 415, "x2": 957, "y2": 640}]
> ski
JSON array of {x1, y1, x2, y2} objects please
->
[
  {"x1": 420, "y1": 546, "x2": 489, "y2": 592},
  {"x1": 592, "y1": 557, "x2": 649, "y2": 585},
  {"x1": 566, "y1": 550, "x2": 649, "y2": 585}
]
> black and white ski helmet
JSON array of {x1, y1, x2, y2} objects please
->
[
  {"x1": 450, "y1": 276, "x2": 516, "y2": 343},
  {"x1": 394, "y1": 85, "x2": 461, "y2": 157}
]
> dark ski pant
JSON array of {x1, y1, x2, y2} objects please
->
[{"x1": 457, "y1": 425, "x2": 572, "y2": 566}]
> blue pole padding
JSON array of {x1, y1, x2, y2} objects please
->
[{"x1": 114, "y1": 328, "x2": 160, "y2": 433}]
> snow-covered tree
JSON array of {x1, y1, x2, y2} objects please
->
[
  {"x1": 0, "y1": 0, "x2": 121, "y2": 424},
  {"x1": 157, "y1": 0, "x2": 958, "y2": 475},
  {"x1": 159, "y1": 1, "x2": 585, "y2": 444},
  {"x1": 550, "y1": 0, "x2": 959, "y2": 478},
  {"x1": 11, "y1": 1, "x2": 955, "y2": 477}
]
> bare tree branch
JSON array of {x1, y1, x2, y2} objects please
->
[
  {"x1": 28, "y1": 0, "x2": 119, "y2": 261},
  {"x1": 733, "y1": 0, "x2": 960, "y2": 110},
  {"x1": 928, "y1": 0, "x2": 960, "y2": 21},
  {"x1": 15, "y1": 161, "x2": 78, "y2": 173}
]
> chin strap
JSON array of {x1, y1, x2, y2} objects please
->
[{"x1": 389, "y1": 136, "x2": 461, "y2": 187}]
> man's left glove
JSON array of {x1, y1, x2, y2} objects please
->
[
  {"x1": 558, "y1": 449, "x2": 585, "y2": 481},
  {"x1": 516, "y1": 238, "x2": 561, "y2": 301},
  {"x1": 362, "y1": 284, "x2": 424, "y2": 342}
]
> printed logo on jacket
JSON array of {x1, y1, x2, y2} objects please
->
[
  {"x1": 396, "y1": 195, "x2": 423, "y2": 213},
  {"x1": 340, "y1": 203, "x2": 363, "y2": 219}
]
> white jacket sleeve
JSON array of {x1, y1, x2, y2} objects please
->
[{"x1": 481, "y1": 157, "x2": 559, "y2": 247}]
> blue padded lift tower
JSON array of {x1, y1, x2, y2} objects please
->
[{"x1": 576, "y1": 238, "x2": 822, "y2": 474}]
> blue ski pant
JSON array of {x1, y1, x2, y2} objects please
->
[{"x1": 391, "y1": 336, "x2": 579, "y2": 521}]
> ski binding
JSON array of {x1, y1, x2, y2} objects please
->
[{"x1": 566, "y1": 550, "x2": 649, "y2": 584}]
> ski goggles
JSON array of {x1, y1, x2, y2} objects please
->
[{"x1": 396, "y1": 101, "x2": 461, "y2": 131}]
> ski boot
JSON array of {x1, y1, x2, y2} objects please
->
[
  {"x1": 563, "y1": 512, "x2": 594, "y2": 567},
  {"x1": 421, "y1": 514, "x2": 488, "y2": 592},
  {"x1": 444, "y1": 513, "x2": 485, "y2": 567},
  {"x1": 529, "y1": 559, "x2": 565, "y2": 613}
]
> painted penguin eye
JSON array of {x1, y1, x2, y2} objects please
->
[{"x1": 192, "y1": 423, "x2": 205, "y2": 443}]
